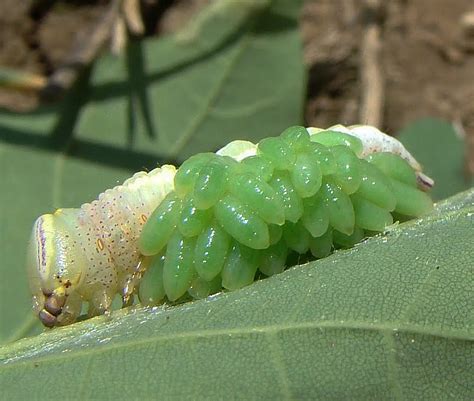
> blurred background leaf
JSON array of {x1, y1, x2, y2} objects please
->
[{"x1": 397, "y1": 118, "x2": 472, "y2": 200}]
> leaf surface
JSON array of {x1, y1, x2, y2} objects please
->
[{"x1": 1, "y1": 192, "x2": 473, "y2": 401}]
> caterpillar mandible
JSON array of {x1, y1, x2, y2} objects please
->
[{"x1": 27, "y1": 125, "x2": 434, "y2": 327}]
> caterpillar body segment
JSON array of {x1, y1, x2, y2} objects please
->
[
  {"x1": 28, "y1": 125, "x2": 434, "y2": 327},
  {"x1": 28, "y1": 166, "x2": 176, "y2": 327}
]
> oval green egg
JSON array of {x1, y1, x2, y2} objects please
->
[
  {"x1": 280, "y1": 125, "x2": 311, "y2": 151},
  {"x1": 283, "y1": 220, "x2": 311, "y2": 254},
  {"x1": 214, "y1": 195, "x2": 270, "y2": 250},
  {"x1": 321, "y1": 178, "x2": 355, "y2": 236},
  {"x1": 257, "y1": 136, "x2": 296, "y2": 170},
  {"x1": 309, "y1": 228, "x2": 333, "y2": 259},
  {"x1": 139, "y1": 192, "x2": 182, "y2": 256},
  {"x1": 188, "y1": 275, "x2": 222, "y2": 299},
  {"x1": 290, "y1": 152, "x2": 323, "y2": 198},
  {"x1": 356, "y1": 161, "x2": 397, "y2": 211},
  {"x1": 268, "y1": 224, "x2": 283, "y2": 245},
  {"x1": 240, "y1": 155, "x2": 274, "y2": 182},
  {"x1": 193, "y1": 159, "x2": 229, "y2": 210},
  {"x1": 351, "y1": 193, "x2": 394, "y2": 231},
  {"x1": 178, "y1": 196, "x2": 213, "y2": 237},
  {"x1": 138, "y1": 255, "x2": 166, "y2": 306},
  {"x1": 163, "y1": 232, "x2": 197, "y2": 301},
  {"x1": 269, "y1": 172, "x2": 304, "y2": 223},
  {"x1": 310, "y1": 130, "x2": 363, "y2": 155},
  {"x1": 365, "y1": 152, "x2": 418, "y2": 187},
  {"x1": 194, "y1": 222, "x2": 231, "y2": 281},
  {"x1": 332, "y1": 227, "x2": 365, "y2": 248},
  {"x1": 259, "y1": 241, "x2": 288, "y2": 277},
  {"x1": 174, "y1": 153, "x2": 214, "y2": 197},
  {"x1": 306, "y1": 142, "x2": 337, "y2": 175},
  {"x1": 221, "y1": 242, "x2": 260, "y2": 290},
  {"x1": 390, "y1": 179, "x2": 434, "y2": 216},
  {"x1": 301, "y1": 192, "x2": 330, "y2": 238},
  {"x1": 230, "y1": 173, "x2": 285, "y2": 225},
  {"x1": 330, "y1": 145, "x2": 362, "y2": 194}
]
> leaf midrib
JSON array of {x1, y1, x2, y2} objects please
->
[{"x1": 1, "y1": 319, "x2": 472, "y2": 369}]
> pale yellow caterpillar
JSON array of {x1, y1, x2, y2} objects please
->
[{"x1": 28, "y1": 166, "x2": 176, "y2": 327}]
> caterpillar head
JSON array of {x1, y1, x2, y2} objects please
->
[{"x1": 27, "y1": 209, "x2": 85, "y2": 327}]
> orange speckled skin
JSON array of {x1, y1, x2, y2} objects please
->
[{"x1": 28, "y1": 165, "x2": 176, "y2": 326}]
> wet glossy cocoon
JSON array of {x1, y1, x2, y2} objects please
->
[
  {"x1": 230, "y1": 174, "x2": 285, "y2": 225},
  {"x1": 139, "y1": 193, "x2": 182, "y2": 256},
  {"x1": 214, "y1": 195, "x2": 270, "y2": 250}
]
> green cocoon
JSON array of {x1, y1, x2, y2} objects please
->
[
  {"x1": 230, "y1": 173, "x2": 285, "y2": 225},
  {"x1": 290, "y1": 152, "x2": 323, "y2": 198},
  {"x1": 222, "y1": 243, "x2": 260, "y2": 290},
  {"x1": 214, "y1": 195, "x2": 270, "y2": 250},
  {"x1": 163, "y1": 232, "x2": 197, "y2": 301},
  {"x1": 310, "y1": 130, "x2": 363, "y2": 155},
  {"x1": 188, "y1": 275, "x2": 222, "y2": 299},
  {"x1": 332, "y1": 227, "x2": 365, "y2": 248},
  {"x1": 356, "y1": 161, "x2": 397, "y2": 211},
  {"x1": 138, "y1": 255, "x2": 166, "y2": 306},
  {"x1": 331, "y1": 145, "x2": 362, "y2": 194},
  {"x1": 259, "y1": 242, "x2": 288, "y2": 276},
  {"x1": 321, "y1": 179, "x2": 355, "y2": 236},
  {"x1": 174, "y1": 153, "x2": 213, "y2": 197},
  {"x1": 309, "y1": 228, "x2": 333, "y2": 259},
  {"x1": 194, "y1": 222, "x2": 231, "y2": 281},
  {"x1": 283, "y1": 221, "x2": 311, "y2": 254},
  {"x1": 178, "y1": 196, "x2": 213, "y2": 237},
  {"x1": 139, "y1": 193, "x2": 182, "y2": 256},
  {"x1": 193, "y1": 159, "x2": 229, "y2": 209},
  {"x1": 280, "y1": 125, "x2": 311, "y2": 151},
  {"x1": 268, "y1": 224, "x2": 283, "y2": 245},
  {"x1": 306, "y1": 142, "x2": 337, "y2": 175},
  {"x1": 351, "y1": 193, "x2": 394, "y2": 231},
  {"x1": 269, "y1": 172, "x2": 304, "y2": 223},
  {"x1": 301, "y1": 193, "x2": 330, "y2": 238},
  {"x1": 365, "y1": 152, "x2": 418, "y2": 187},
  {"x1": 257, "y1": 136, "x2": 296, "y2": 170},
  {"x1": 240, "y1": 156, "x2": 274, "y2": 182},
  {"x1": 390, "y1": 179, "x2": 434, "y2": 216}
]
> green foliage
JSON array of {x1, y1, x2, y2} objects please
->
[{"x1": 397, "y1": 118, "x2": 473, "y2": 200}]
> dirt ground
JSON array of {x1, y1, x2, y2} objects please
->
[{"x1": 1, "y1": 0, "x2": 473, "y2": 171}]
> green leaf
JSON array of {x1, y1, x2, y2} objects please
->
[
  {"x1": 76, "y1": 0, "x2": 305, "y2": 161},
  {"x1": 397, "y1": 118, "x2": 472, "y2": 200},
  {"x1": 0, "y1": 0, "x2": 305, "y2": 344},
  {"x1": 1, "y1": 191, "x2": 473, "y2": 400}
]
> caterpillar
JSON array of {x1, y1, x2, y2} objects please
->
[{"x1": 27, "y1": 125, "x2": 434, "y2": 327}]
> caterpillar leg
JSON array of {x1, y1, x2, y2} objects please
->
[
  {"x1": 88, "y1": 289, "x2": 114, "y2": 318},
  {"x1": 121, "y1": 257, "x2": 152, "y2": 307}
]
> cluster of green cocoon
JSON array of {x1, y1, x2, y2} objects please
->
[{"x1": 137, "y1": 126, "x2": 433, "y2": 305}]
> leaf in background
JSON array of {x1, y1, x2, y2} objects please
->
[
  {"x1": 0, "y1": 0, "x2": 306, "y2": 344},
  {"x1": 397, "y1": 118, "x2": 473, "y2": 200},
  {"x1": 1, "y1": 191, "x2": 473, "y2": 400},
  {"x1": 76, "y1": 0, "x2": 305, "y2": 162}
]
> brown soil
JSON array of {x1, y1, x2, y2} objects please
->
[{"x1": 1, "y1": 0, "x2": 473, "y2": 170}]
